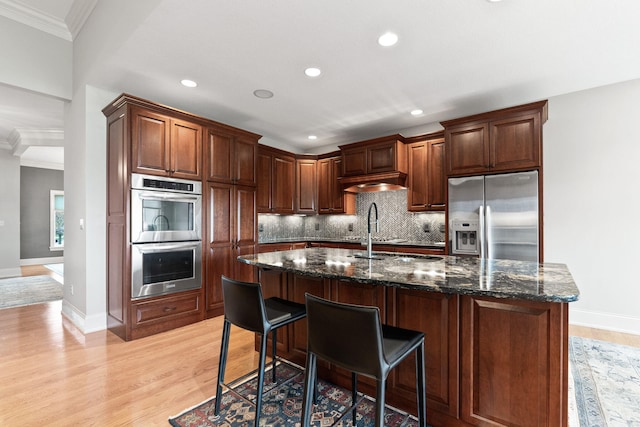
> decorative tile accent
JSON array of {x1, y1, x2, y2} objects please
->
[{"x1": 258, "y1": 190, "x2": 445, "y2": 243}]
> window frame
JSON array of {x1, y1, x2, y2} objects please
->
[{"x1": 50, "y1": 190, "x2": 64, "y2": 251}]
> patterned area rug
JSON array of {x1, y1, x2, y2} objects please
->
[
  {"x1": 0, "y1": 275, "x2": 63, "y2": 309},
  {"x1": 569, "y1": 336, "x2": 640, "y2": 426},
  {"x1": 169, "y1": 362, "x2": 419, "y2": 427}
]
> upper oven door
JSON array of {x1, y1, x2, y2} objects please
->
[{"x1": 131, "y1": 189, "x2": 202, "y2": 243}]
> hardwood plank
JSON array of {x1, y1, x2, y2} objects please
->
[{"x1": 0, "y1": 300, "x2": 258, "y2": 425}]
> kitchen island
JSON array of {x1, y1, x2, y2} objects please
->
[{"x1": 238, "y1": 247, "x2": 579, "y2": 427}]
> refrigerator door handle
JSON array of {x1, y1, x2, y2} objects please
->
[
  {"x1": 485, "y1": 205, "x2": 492, "y2": 260},
  {"x1": 479, "y1": 205, "x2": 486, "y2": 259}
]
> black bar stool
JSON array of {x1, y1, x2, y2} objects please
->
[
  {"x1": 214, "y1": 275, "x2": 307, "y2": 426},
  {"x1": 301, "y1": 293, "x2": 427, "y2": 427}
]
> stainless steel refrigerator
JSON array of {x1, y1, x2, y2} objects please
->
[{"x1": 448, "y1": 171, "x2": 539, "y2": 262}]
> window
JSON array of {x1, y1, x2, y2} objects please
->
[{"x1": 50, "y1": 190, "x2": 64, "y2": 250}]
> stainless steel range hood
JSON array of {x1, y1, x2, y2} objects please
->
[{"x1": 338, "y1": 171, "x2": 408, "y2": 193}]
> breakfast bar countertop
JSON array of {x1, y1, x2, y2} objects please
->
[{"x1": 238, "y1": 247, "x2": 580, "y2": 303}]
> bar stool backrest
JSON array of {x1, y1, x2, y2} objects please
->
[
  {"x1": 221, "y1": 276, "x2": 268, "y2": 333},
  {"x1": 305, "y1": 293, "x2": 387, "y2": 378}
]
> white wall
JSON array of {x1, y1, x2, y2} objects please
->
[
  {"x1": 544, "y1": 79, "x2": 640, "y2": 335},
  {"x1": 0, "y1": 150, "x2": 21, "y2": 278}
]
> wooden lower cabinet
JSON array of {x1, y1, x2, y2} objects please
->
[
  {"x1": 128, "y1": 290, "x2": 202, "y2": 340},
  {"x1": 267, "y1": 271, "x2": 569, "y2": 427},
  {"x1": 460, "y1": 296, "x2": 568, "y2": 427},
  {"x1": 387, "y1": 288, "x2": 459, "y2": 422}
]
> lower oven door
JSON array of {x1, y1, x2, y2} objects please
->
[{"x1": 131, "y1": 241, "x2": 202, "y2": 299}]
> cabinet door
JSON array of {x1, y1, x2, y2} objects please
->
[
  {"x1": 256, "y1": 151, "x2": 272, "y2": 212},
  {"x1": 287, "y1": 274, "x2": 330, "y2": 366},
  {"x1": 317, "y1": 158, "x2": 332, "y2": 214},
  {"x1": 131, "y1": 107, "x2": 170, "y2": 176},
  {"x1": 407, "y1": 141, "x2": 429, "y2": 211},
  {"x1": 272, "y1": 155, "x2": 295, "y2": 214},
  {"x1": 388, "y1": 289, "x2": 459, "y2": 418},
  {"x1": 367, "y1": 141, "x2": 396, "y2": 174},
  {"x1": 490, "y1": 112, "x2": 541, "y2": 172},
  {"x1": 427, "y1": 139, "x2": 446, "y2": 210},
  {"x1": 170, "y1": 118, "x2": 202, "y2": 179},
  {"x1": 206, "y1": 129, "x2": 233, "y2": 183},
  {"x1": 234, "y1": 137, "x2": 257, "y2": 186},
  {"x1": 234, "y1": 185, "x2": 257, "y2": 283},
  {"x1": 445, "y1": 122, "x2": 490, "y2": 176},
  {"x1": 295, "y1": 159, "x2": 317, "y2": 214},
  {"x1": 342, "y1": 147, "x2": 367, "y2": 176},
  {"x1": 205, "y1": 183, "x2": 234, "y2": 314},
  {"x1": 460, "y1": 296, "x2": 566, "y2": 427}
]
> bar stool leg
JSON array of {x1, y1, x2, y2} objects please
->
[
  {"x1": 416, "y1": 341, "x2": 427, "y2": 427},
  {"x1": 214, "y1": 319, "x2": 231, "y2": 416},
  {"x1": 351, "y1": 372, "x2": 358, "y2": 423},
  {"x1": 271, "y1": 329, "x2": 277, "y2": 384},
  {"x1": 253, "y1": 333, "x2": 269, "y2": 427},
  {"x1": 301, "y1": 353, "x2": 317, "y2": 427},
  {"x1": 375, "y1": 379, "x2": 386, "y2": 427}
]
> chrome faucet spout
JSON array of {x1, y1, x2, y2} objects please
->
[{"x1": 366, "y1": 202, "x2": 379, "y2": 258}]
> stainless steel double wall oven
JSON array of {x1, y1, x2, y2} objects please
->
[{"x1": 130, "y1": 173, "x2": 202, "y2": 299}]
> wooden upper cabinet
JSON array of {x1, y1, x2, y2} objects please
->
[
  {"x1": 295, "y1": 157, "x2": 317, "y2": 214},
  {"x1": 318, "y1": 155, "x2": 355, "y2": 215},
  {"x1": 407, "y1": 133, "x2": 446, "y2": 212},
  {"x1": 131, "y1": 106, "x2": 202, "y2": 180},
  {"x1": 257, "y1": 145, "x2": 295, "y2": 214},
  {"x1": 205, "y1": 127, "x2": 257, "y2": 186},
  {"x1": 442, "y1": 100, "x2": 547, "y2": 176},
  {"x1": 340, "y1": 135, "x2": 407, "y2": 177}
]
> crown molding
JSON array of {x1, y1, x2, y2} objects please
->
[
  {"x1": 66, "y1": 0, "x2": 97, "y2": 40},
  {"x1": 0, "y1": 0, "x2": 72, "y2": 41},
  {"x1": 9, "y1": 128, "x2": 64, "y2": 155}
]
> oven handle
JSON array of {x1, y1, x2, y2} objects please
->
[
  {"x1": 133, "y1": 190, "x2": 201, "y2": 201},
  {"x1": 134, "y1": 241, "x2": 201, "y2": 253}
]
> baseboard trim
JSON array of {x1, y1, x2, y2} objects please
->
[
  {"x1": 0, "y1": 267, "x2": 22, "y2": 278},
  {"x1": 20, "y1": 256, "x2": 64, "y2": 266},
  {"x1": 61, "y1": 300, "x2": 107, "y2": 334},
  {"x1": 570, "y1": 307, "x2": 640, "y2": 336}
]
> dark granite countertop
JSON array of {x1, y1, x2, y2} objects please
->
[
  {"x1": 258, "y1": 237, "x2": 446, "y2": 249},
  {"x1": 238, "y1": 247, "x2": 579, "y2": 303}
]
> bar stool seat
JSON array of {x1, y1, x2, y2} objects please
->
[
  {"x1": 301, "y1": 293, "x2": 427, "y2": 427},
  {"x1": 214, "y1": 275, "x2": 306, "y2": 426}
]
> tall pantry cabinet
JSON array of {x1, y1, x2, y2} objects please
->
[
  {"x1": 103, "y1": 94, "x2": 261, "y2": 340},
  {"x1": 204, "y1": 128, "x2": 260, "y2": 318}
]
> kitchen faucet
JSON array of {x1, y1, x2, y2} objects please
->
[{"x1": 366, "y1": 202, "x2": 379, "y2": 259}]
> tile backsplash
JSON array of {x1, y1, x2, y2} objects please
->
[{"x1": 258, "y1": 189, "x2": 445, "y2": 243}]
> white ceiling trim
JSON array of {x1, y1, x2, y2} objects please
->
[
  {"x1": 65, "y1": 0, "x2": 96, "y2": 40},
  {"x1": 0, "y1": 0, "x2": 71, "y2": 40},
  {"x1": 9, "y1": 128, "x2": 64, "y2": 155}
]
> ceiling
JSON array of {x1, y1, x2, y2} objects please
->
[{"x1": 2, "y1": 0, "x2": 640, "y2": 167}]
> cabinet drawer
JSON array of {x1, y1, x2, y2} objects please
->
[{"x1": 132, "y1": 292, "x2": 201, "y2": 325}]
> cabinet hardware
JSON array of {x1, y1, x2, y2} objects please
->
[{"x1": 163, "y1": 306, "x2": 177, "y2": 312}]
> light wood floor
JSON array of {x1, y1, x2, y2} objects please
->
[{"x1": 1, "y1": 265, "x2": 638, "y2": 425}]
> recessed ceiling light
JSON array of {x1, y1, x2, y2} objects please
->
[
  {"x1": 486, "y1": 0, "x2": 502, "y2": 2},
  {"x1": 253, "y1": 89, "x2": 274, "y2": 99},
  {"x1": 308, "y1": 135, "x2": 317, "y2": 140},
  {"x1": 181, "y1": 79, "x2": 197, "y2": 88},
  {"x1": 378, "y1": 32, "x2": 398, "y2": 47},
  {"x1": 305, "y1": 67, "x2": 322, "y2": 77},
  {"x1": 411, "y1": 109, "x2": 423, "y2": 116}
]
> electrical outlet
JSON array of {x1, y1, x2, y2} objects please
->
[
  {"x1": 439, "y1": 224, "x2": 446, "y2": 233},
  {"x1": 422, "y1": 223, "x2": 430, "y2": 233},
  {"x1": 258, "y1": 223, "x2": 264, "y2": 232},
  {"x1": 70, "y1": 284, "x2": 74, "y2": 295},
  {"x1": 348, "y1": 223, "x2": 353, "y2": 231},
  {"x1": 315, "y1": 223, "x2": 320, "y2": 231}
]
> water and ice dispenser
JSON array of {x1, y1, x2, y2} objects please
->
[{"x1": 451, "y1": 219, "x2": 479, "y2": 255}]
